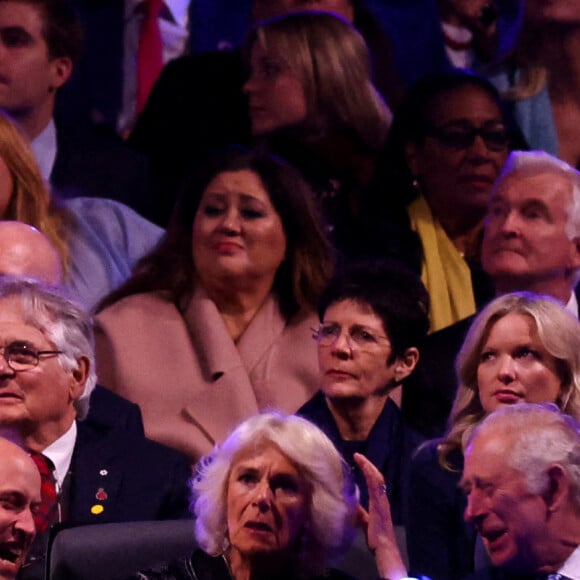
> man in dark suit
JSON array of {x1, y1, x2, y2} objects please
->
[
  {"x1": 405, "y1": 151, "x2": 580, "y2": 436},
  {"x1": 0, "y1": 0, "x2": 154, "y2": 219},
  {"x1": 0, "y1": 278, "x2": 191, "y2": 579},
  {"x1": 461, "y1": 403, "x2": 580, "y2": 579},
  {"x1": 58, "y1": 0, "x2": 195, "y2": 137}
]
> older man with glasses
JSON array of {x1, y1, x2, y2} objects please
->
[{"x1": 0, "y1": 277, "x2": 192, "y2": 580}]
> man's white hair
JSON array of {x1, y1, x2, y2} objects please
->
[{"x1": 495, "y1": 150, "x2": 580, "y2": 241}]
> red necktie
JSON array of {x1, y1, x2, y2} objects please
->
[
  {"x1": 136, "y1": 0, "x2": 164, "y2": 114},
  {"x1": 29, "y1": 452, "x2": 58, "y2": 533}
]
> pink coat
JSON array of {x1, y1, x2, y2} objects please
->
[{"x1": 94, "y1": 287, "x2": 320, "y2": 462}]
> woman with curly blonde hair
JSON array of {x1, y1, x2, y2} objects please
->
[{"x1": 407, "y1": 292, "x2": 580, "y2": 580}]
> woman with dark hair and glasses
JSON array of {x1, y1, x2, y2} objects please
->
[
  {"x1": 298, "y1": 259, "x2": 429, "y2": 561},
  {"x1": 363, "y1": 70, "x2": 526, "y2": 333}
]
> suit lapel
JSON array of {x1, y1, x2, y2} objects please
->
[{"x1": 68, "y1": 422, "x2": 124, "y2": 524}]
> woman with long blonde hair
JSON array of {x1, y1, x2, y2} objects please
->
[{"x1": 407, "y1": 292, "x2": 580, "y2": 580}]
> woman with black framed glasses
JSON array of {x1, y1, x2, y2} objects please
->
[{"x1": 363, "y1": 70, "x2": 527, "y2": 333}]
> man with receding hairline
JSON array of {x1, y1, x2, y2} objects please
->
[
  {"x1": 0, "y1": 223, "x2": 62, "y2": 286},
  {"x1": 0, "y1": 437, "x2": 40, "y2": 580}
]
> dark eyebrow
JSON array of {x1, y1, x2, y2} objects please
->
[
  {"x1": 0, "y1": 26, "x2": 34, "y2": 43},
  {"x1": 0, "y1": 491, "x2": 28, "y2": 508}
]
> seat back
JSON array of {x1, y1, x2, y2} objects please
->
[{"x1": 47, "y1": 520, "x2": 196, "y2": 580}]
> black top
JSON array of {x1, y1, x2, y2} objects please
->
[
  {"x1": 298, "y1": 391, "x2": 422, "y2": 522},
  {"x1": 133, "y1": 550, "x2": 355, "y2": 580}
]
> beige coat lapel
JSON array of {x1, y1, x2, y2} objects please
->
[{"x1": 182, "y1": 287, "x2": 260, "y2": 445}]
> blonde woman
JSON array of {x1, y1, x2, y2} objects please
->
[
  {"x1": 407, "y1": 292, "x2": 580, "y2": 580},
  {"x1": 0, "y1": 111, "x2": 162, "y2": 309},
  {"x1": 490, "y1": 1, "x2": 580, "y2": 167},
  {"x1": 243, "y1": 11, "x2": 391, "y2": 254}
]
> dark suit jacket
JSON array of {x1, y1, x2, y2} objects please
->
[
  {"x1": 87, "y1": 385, "x2": 144, "y2": 436},
  {"x1": 19, "y1": 410, "x2": 191, "y2": 580},
  {"x1": 68, "y1": 419, "x2": 192, "y2": 525},
  {"x1": 51, "y1": 121, "x2": 156, "y2": 221},
  {"x1": 58, "y1": 0, "x2": 197, "y2": 132},
  {"x1": 408, "y1": 444, "x2": 476, "y2": 580}
]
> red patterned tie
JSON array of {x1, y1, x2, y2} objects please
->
[
  {"x1": 136, "y1": 0, "x2": 164, "y2": 114},
  {"x1": 29, "y1": 452, "x2": 58, "y2": 533}
]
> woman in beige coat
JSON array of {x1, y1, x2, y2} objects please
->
[{"x1": 94, "y1": 147, "x2": 333, "y2": 461}]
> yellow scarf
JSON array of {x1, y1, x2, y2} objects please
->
[{"x1": 408, "y1": 196, "x2": 476, "y2": 332}]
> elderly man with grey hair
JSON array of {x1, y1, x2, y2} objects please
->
[
  {"x1": 406, "y1": 150, "x2": 580, "y2": 438},
  {"x1": 482, "y1": 149, "x2": 580, "y2": 306},
  {"x1": 461, "y1": 402, "x2": 580, "y2": 579},
  {"x1": 0, "y1": 277, "x2": 191, "y2": 579}
]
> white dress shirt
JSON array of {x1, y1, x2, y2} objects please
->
[
  {"x1": 557, "y1": 543, "x2": 580, "y2": 579},
  {"x1": 30, "y1": 118, "x2": 57, "y2": 182},
  {"x1": 566, "y1": 291, "x2": 579, "y2": 318},
  {"x1": 42, "y1": 421, "x2": 77, "y2": 491}
]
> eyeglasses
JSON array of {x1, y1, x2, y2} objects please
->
[
  {"x1": 312, "y1": 323, "x2": 390, "y2": 351},
  {"x1": 0, "y1": 342, "x2": 63, "y2": 372},
  {"x1": 425, "y1": 122, "x2": 509, "y2": 152}
]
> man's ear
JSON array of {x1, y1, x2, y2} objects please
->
[
  {"x1": 69, "y1": 355, "x2": 90, "y2": 402},
  {"x1": 543, "y1": 464, "x2": 571, "y2": 514},
  {"x1": 568, "y1": 237, "x2": 580, "y2": 272},
  {"x1": 49, "y1": 56, "x2": 73, "y2": 91},
  {"x1": 393, "y1": 347, "x2": 419, "y2": 384}
]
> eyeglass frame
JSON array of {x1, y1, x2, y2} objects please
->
[
  {"x1": 424, "y1": 121, "x2": 510, "y2": 152},
  {"x1": 0, "y1": 342, "x2": 63, "y2": 373},
  {"x1": 311, "y1": 322, "x2": 390, "y2": 352}
]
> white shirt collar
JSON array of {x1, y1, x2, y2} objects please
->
[
  {"x1": 558, "y1": 543, "x2": 580, "y2": 579},
  {"x1": 566, "y1": 291, "x2": 578, "y2": 318},
  {"x1": 29, "y1": 118, "x2": 57, "y2": 182},
  {"x1": 126, "y1": 0, "x2": 189, "y2": 27},
  {"x1": 42, "y1": 421, "x2": 77, "y2": 490}
]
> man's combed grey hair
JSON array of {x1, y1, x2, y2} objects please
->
[
  {"x1": 0, "y1": 276, "x2": 96, "y2": 419},
  {"x1": 192, "y1": 412, "x2": 358, "y2": 577},
  {"x1": 468, "y1": 403, "x2": 580, "y2": 509},
  {"x1": 495, "y1": 150, "x2": 580, "y2": 241}
]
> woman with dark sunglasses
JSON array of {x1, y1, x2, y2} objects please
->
[{"x1": 362, "y1": 70, "x2": 526, "y2": 333}]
